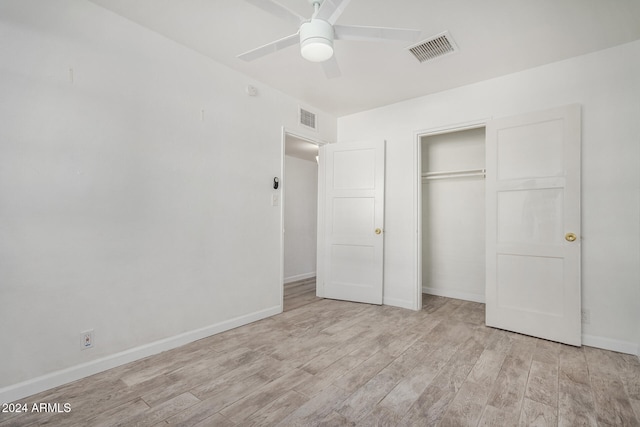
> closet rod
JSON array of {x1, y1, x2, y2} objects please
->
[{"x1": 421, "y1": 168, "x2": 486, "y2": 180}]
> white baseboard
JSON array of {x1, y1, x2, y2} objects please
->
[
  {"x1": 3, "y1": 302, "x2": 636, "y2": 404},
  {"x1": 383, "y1": 296, "x2": 415, "y2": 310},
  {"x1": 582, "y1": 334, "x2": 639, "y2": 356},
  {"x1": 423, "y1": 286, "x2": 485, "y2": 303},
  {"x1": 422, "y1": 288, "x2": 640, "y2": 356},
  {"x1": 284, "y1": 272, "x2": 316, "y2": 284},
  {"x1": 0, "y1": 305, "x2": 282, "y2": 404}
]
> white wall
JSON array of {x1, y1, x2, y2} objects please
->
[
  {"x1": 0, "y1": 0, "x2": 336, "y2": 401},
  {"x1": 338, "y1": 40, "x2": 640, "y2": 354},
  {"x1": 283, "y1": 155, "x2": 318, "y2": 282},
  {"x1": 421, "y1": 128, "x2": 485, "y2": 302}
]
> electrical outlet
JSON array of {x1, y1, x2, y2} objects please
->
[
  {"x1": 581, "y1": 309, "x2": 591, "y2": 324},
  {"x1": 81, "y1": 330, "x2": 94, "y2": 350}
]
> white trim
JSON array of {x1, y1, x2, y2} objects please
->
[
  {"x1": 413, "y1": 131, "x2": 422, "y2": 311},
  {"x1": 423, "y1": 287, "x2": 486, "y2": 304},
  {"x1": 283, "y1": 128, "x2": 330, "y2": 147},
  {"x1": 0, "y1": 305, "x2": 281, "y2": 404},
  {"x1": 582, "y1": 334, "x2": 639, "y2": 356},
  {"x1": 421, "y1": 288, "x2": 637, "y2": 355},
  {"x1": 383, "y1": 297, "x2": 415, "y2": 310},
  {"x1": 315, "y1": 142, "x2": 327, "y2": 299},
  {"x1": 415, "y1": 119, "x2": 488, "y2": 138},
  {"x1": 280, "y1": 127, "x2": 286, "y2": 313},
  {"x1": 284, "y1": 272, "x2": 316, "y2": 284}
]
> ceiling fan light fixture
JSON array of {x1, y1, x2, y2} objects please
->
[
  {"x1": 301, "y1": 38, "x2": 333, "y2": 62},
  {"x1": 300, "y1": 19, "x2": 334, "y2": 62}
]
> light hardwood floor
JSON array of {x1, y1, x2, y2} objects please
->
[
  {"x1": 284, "y1": 278, "x2": 321, "y2": 312},
  {"x1": 2, "y1": 280, "x2": 639, "y2": 426}
]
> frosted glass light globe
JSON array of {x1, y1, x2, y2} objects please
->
[{"x1": 300, "y1": 19, "x2": 334, "y2": 63}]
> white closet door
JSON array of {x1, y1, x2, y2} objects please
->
[{"x1": 485, "y1": 104, "x2": 581, "y2": 346}]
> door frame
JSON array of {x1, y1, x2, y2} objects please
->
[
  {"x1": 414, "y1": 119, "x2": 489, "y2": 311},
  {"x1": 280, "y1": 127, "x2": 326, "y2": 311}
]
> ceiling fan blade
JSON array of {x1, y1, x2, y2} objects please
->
[
  {"x1": 244, "y1": 0, "x2": 306, "y2": 27},
  {"x1": 321, "y1": 55, "x2": 341, "y2": 79},
  {"x1": 237, "y1": 32, "x2": 300, "y2": 62},
  {"x1": 315, "y1": 0, "x2": 352, "y2": 25},
  {"x1": 334, "y1": 25, "x2": 421, "y2": 43}
]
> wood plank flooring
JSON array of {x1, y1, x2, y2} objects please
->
[
  {"x1": 284, "y1": 278, "x2": 320, "y2": 312},
  {"x1": 2, "y1": 281, "x2": 639, "y2": 426}
]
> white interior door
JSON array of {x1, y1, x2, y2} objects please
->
[
  {"x1": 318, "y1": 140, "x2": 385, "y2": 304},
  {"x1": 485, "y1": 104, "x2": 581, "y2": 346}
]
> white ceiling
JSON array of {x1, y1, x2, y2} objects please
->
[{"x1": 88, "y1": 0, "x2": 640, "y2": 117}]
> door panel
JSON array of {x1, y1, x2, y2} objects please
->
[
  {"x1": 319, "y1": 140, "x2": 385, "y2": 305},
  {"x1": 496, "y1": 119, "x2": 564, "y2": 179},
  {"x1": 497, "y1": 187, "x2": 564, "y2": 244},
  {"x1": 486, "y1": 104, "x2": 581, "y2": 346},
  {"x1": 496, "y1": 254, "x2": 565, "y2": 316},
  {"x1": 333, "y1": 148, "x2": 376, "y2": 189},
  {"x1": 332, "y1": 198, "x2": 375, "y2": 237}
]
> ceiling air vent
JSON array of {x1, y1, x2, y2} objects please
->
[
  {"x1": 299, "y1": 107, "x2": 317, "y2": 130},
  {"x1": 408, "y1": 31, "x2": 458, "y2": 63}
]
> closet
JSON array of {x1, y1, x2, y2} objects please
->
[{"x1": 421, "y1": 127, "x2": 486, "y2": 302}]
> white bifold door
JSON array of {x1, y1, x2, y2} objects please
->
[
  {"x1": 318, "y1": 140, "x2": 385, "y2": 305},
  {"x1": 485, "y1": 104, "x2": 581, "y2": 346}
]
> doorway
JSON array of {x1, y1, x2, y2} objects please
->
[
  {"x1": 416, "y1": 123, "x2": 486, "y2": 309},
  {"x1": 282, "y1": 132, "x2": 322, "y2": 311}
]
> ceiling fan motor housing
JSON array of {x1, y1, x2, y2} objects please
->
[{"x1": 300, "y1": 19, "x2": 334, "y2": 62}]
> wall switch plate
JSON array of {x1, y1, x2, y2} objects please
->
[
  {"x1": 581, "y1": 309, "x2": 591, "y2": 324},
  {"x1": 81, "y1": 330, "x2": 94, "y2": 350},
  {"x1": 271, "y1": 193, "x2": 280, "y2": 207}
]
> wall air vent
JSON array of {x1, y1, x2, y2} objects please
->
[
  {"x1": 408, "y1": 31, "x2": 458, "y2": 63},
  {"x1": 299, "y1": 107, "x2": 317, "y2": 130}
]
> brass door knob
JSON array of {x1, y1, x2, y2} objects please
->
[
  {"x1": 375, "y1": 228, "x2": 382, "y2": 235},
  {"x1": 565, "y1": 232, "x2": 577, "y2": 242}
]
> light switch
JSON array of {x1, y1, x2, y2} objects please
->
[{"x1": 271, "y1": 193, "x2": 280, "y2": 206}]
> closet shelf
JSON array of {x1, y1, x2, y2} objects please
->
[{"x1": 421, "y1": 168, "x2": 486, "y2": 180}]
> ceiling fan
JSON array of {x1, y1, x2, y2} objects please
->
[{"x1": 238, "y1": 0, "x2": 421, "y2": 78}]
